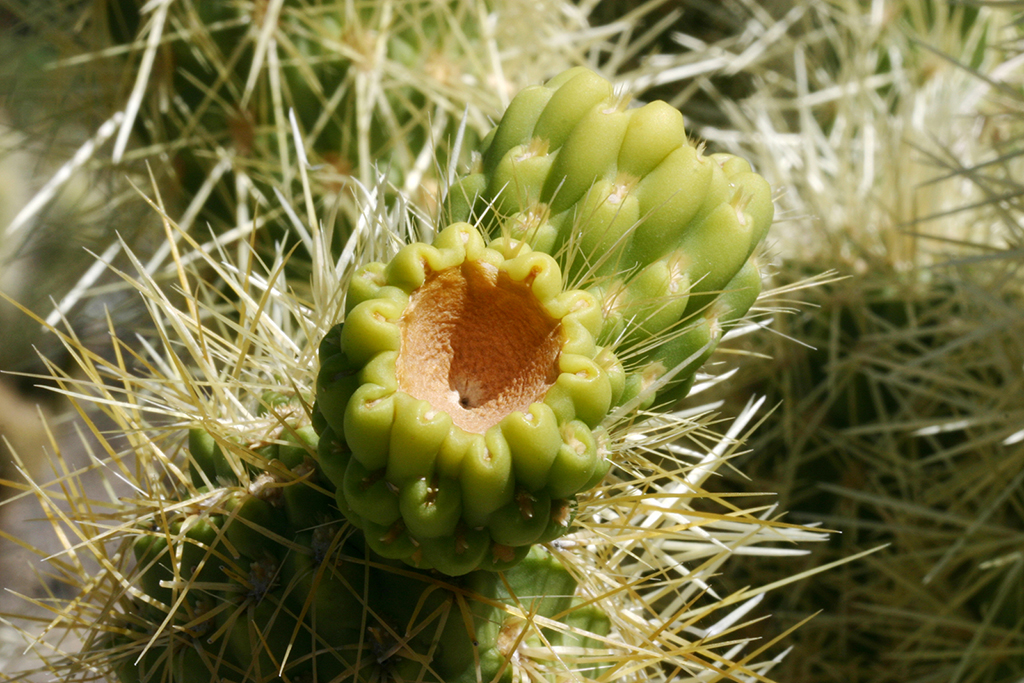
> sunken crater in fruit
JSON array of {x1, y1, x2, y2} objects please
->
[{"x1": 396, "y1": 262, "x2": 561, "y2": 434}]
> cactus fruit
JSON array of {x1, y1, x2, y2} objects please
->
[
  {"x1": 445, "y1": 67, "x2": 773, "y2": 410},
  {"x1": 316, "y1": 222, "x2": 615, "y2": 573}
]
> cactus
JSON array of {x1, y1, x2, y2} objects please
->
[
  {"x1": 101, "y1": 0, "x2": 492, "y2": 232},
  {"x1": 308, "y1": 69, "x2": 776, "y2": 573},
  {"x1": 307, "y1": 69, "x2": 776, "y2": 573},
  {"x1": 1, "y1": 0, "x2": 758, "y2": 433},
  {"x1": 445, "y1": 67, "x2": 773, "y2": 411},
  {"x1": 0, "y1": 184, "x2": 828, "y2": 683},
  {"x1": 0, "y1": 49, "x2": 831, "y2": 683},
  {"x1": 2, "y1": 0, "x2": 689, "y2": 269},
  {"x1": 111, "y1": 419, "x2": 609, "y2": 683},
  {"x1": 658, "y1": 3, "x2": 1024, "y2": 683}
]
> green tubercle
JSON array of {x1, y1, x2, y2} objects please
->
[
  {"x1": 370, "y1": 545, "x2": 606, "y2": 683},
  {"x1": 315, "y1": 223, "x2": 619, "y2": 573}
]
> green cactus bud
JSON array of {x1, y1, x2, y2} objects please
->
[
  {"x1": 725, "y1": 170, "x2": 775, "y2": 251},
  {"x1": 565, "y1": 176, "x2": 641, "y2": 280},
  {"x1": 546, "y1": 420, "x2": 599, "y2": 499},
  {"x1": 132, "y1": 532, "x2": 175, "y2": 609},
  {"x1": 276, "y1": 425, "x2": 320, "y2": 469},
  {"x1": 363, "y1": 519, "x2": 419, "y2": 562},
  {"x1": 281, "y1": 460, "x2": 336, "y2": 531},
  {"x1": 188, "y1": 428, "x2": 238, "y2": 487},
  {"x1": 709, "y1": 151, "x2": 752, "y2": 176},
  {"x1": 283, "y1": 528, "x2": 365, "y2": 645},
  {"x1": 616, "y1": 252, "x2": 692, "y2": 349},
  {"x1": 344, "y1": 263, "x2": 388, "y2": 316},
  {"x1": 255, "y1": 390, "x2": 295, "y2": 417},
  {"x1": 626, "y1": 144, "x2": 715, "y2": 268},
  {"x1": 398, "y1": 475, "x2": 463, "y2": 539},
  {"x1": 417, "y1": 526, "x2": 491, "y2": 577},
  {"x1": 386, "y1": 392, "x2": 454, "y2": 484},
  {"x1": 342, "y1": 456, "x2": 402, "y2": 528},
  {"x1": 720, "y1": 257, "x2": 765, "y2": 321},
  {"x1": 618, "y1": 100, "x2": 687, "y2": 178},
  {"x1": 644, "y1": 316, "x2": 716, "y2": 402},
  {"x1": 676, "y1": 198, "x2": 757, "y2": 309},
  {"x1": 487, "y1": 138, "x2": 555, "y2": 218},
  {"x1": 487, "y1": 489, "x2": 553, "y2": 547},
  {"x1": 650, "y1": 257, "x2": 764, "y2": 409},
  {"x1": 311, "y1": 406, "x2": 328, "y2": 436},
  {"x1": 500, "y1": 403, "x2": 562, "y2": 491},
  {"x1": 314, "y1": 223, "x2": 623, "y2": 573},
  {"x1": 340, "y1": 297, "x2": 405, "y2": 368},
  {"x1": 221, "y1": 589, "x2": 302, "y2": 681},
  {"x1": 179, "y1": 515, "x2": 233, "y2": 597},
  {"x1": 458, "y1": 427, "x2": 515, "y2": 527},
  {"x1": 343, "y1": 383, "x2": 398, "y2": 471},
  {"x1": 315, "y1": 424, "x2": 349, "y2": 489},
  {"x1": 541, "y1": 354, "x2": 613, "y2": 427},
  {"x1": 444, "y1": 172, "x2": 489, "y2": 225},
  {"x1": 618, "y1": 370, "x2": 658, "y2": 412},
  {"x1": 503, "y1": 204, "x2": 561, "y2": 255}
]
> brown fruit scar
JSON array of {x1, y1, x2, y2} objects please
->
[{"x1": 396, "y1": 262, "x2": 561, "y2": 434}]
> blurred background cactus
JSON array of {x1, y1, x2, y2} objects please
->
[
  {"x1": 662, "y1": 2, "x2": 1024, "y2": 682},
  {"x1": 4, "y1": 0, "x2": 1024, "y2": 682}
]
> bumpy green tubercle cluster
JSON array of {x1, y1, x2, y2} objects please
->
[
  {"x1": 448, "y1": 66, "x2": 773, "y2": 407},
  {"x1": 314, "y1": 67, "x2": 773, "y2": 574},
  {"x1": 115, "y1": 410, "x2": 607, "y2": 683},
  {"x1": 315, "y1": 223, "x2": 616, "y2": 575}
]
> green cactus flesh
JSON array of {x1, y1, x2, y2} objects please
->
[
  {"x1": 112, "y1": 464, "x2": 609, "y2": 683},
  {"x1": 315, "y1": 223, "x2": 615, "y2": 573},
  {"x1": 445, "y1": 67, "x2": 772, "y2": 410}
]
